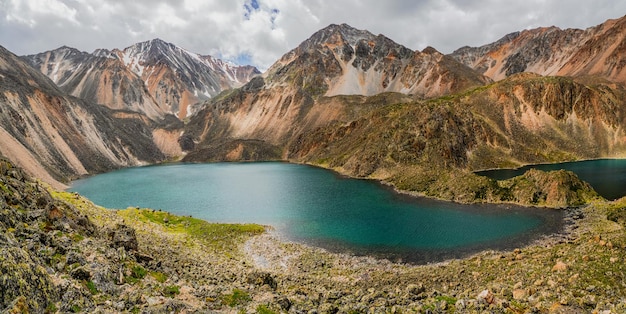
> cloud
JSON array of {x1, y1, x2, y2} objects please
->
[{"x1": 1, "y1": 0, "x2": 625, "y2": 71}]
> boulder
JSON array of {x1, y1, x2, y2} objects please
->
[{"x1": 108, "y1": 224, "x2": 138, "y2": 252}]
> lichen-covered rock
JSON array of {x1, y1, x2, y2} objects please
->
[
  {"x1": 107, "y1": 224, "x2": 138, "y2": 252},
  {"x1": 0, "y1": 247, "x2": 57, "y2": 312}
]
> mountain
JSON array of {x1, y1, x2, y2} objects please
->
[
  {"x1": 22, "y1": 46, "x2": 166, "y2": 119},
  {"x1": 285, "y1": 73, "x2": 626, "y2": 204},
  {"x1": 183, "y1": 24, "x2": 489, "y2": 157},
  {"x1": 0, "y1": 45, "x2": 166, "y2": 187},
  {"x1": 450, "y1": 15, "x2": 626, "y2": 85},
  {"x1": 24, "y1": 39, "x2": 260, "y2": 118},
  {"x1": 183, "y1": 22, "x2": 626, "y2": 204},
  {"x1": 265, "y1": 23, "x2": 490, "y2": 98}
]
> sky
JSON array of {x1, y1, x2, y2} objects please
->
[{"x1": 1, "y1": 0, "x2": 625, "y2": 71}]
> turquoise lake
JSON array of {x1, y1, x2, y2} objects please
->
[
  {"x1": 476, "y1": 159, "x2": 626, "y2": 200},
  {"x1": 68, "y1": 162, "x2": 563, "y2": 263}
]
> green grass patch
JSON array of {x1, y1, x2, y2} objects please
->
[
  {"x1": 606, "y1": 197, "x2": 626, "y2": 226},
  {"x1": 163, "y1": 285, "x2": 180, "y2": 298},
  {"x1": 117, "y1": 208, "x2": 265, "y2": 251},
  {"x1": 46, "y1": 303, "x2": 58, "y2": 313},
  {"x1": 125, "y1": 264, "x2": 147, "y2": 284},
  {"x1": 435, "y1": 295, "x2": 457, "y2": 305},
  {"x1": 151, "y1": 271, "x2": 168, "y2": 283},
  {"x1": 71, "y1": 233, "x2": 84, "y2": 242},
  {"x1": 222, "y1": 288, "x2": 251, "y2": 307},
  {"x1": 85, "y1": 280, "x2": 98, "y2": 295},
  {"x1": 256, "y1": 304, "x2": 277, "y2": 314}
]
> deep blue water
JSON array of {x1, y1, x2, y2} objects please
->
[
  {"x1": 69, "y1": 162, "x2": 562, "y2": 263},
  {"x1": 476, "y1": 159, "x2": 626, "y2": 200}
]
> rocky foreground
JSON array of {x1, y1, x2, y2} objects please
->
[{"x1": 1, "y1": 158, "x2": 625, "y2": 313}]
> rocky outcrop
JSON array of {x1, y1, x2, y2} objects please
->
[
  {"x1": 0, "y1": 45, "x2": 165, "y2": 187},
  {"x1": 450, "y1": 15, "x2": 626, "y2": 85},
  {"x1": 504, "y1": 169, "x2": 598, "y2": 207},
  {"x1": 0, "y1": 158, "x2": 95, "y2": 312}
]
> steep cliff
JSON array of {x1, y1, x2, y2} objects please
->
[{"x1": 22, "y1": 47, "x2": 167, "y2": 120}]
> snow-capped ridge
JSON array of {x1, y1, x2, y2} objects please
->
[{"x1": 24, "y1": 39, "x2": 260, "y2": 119}]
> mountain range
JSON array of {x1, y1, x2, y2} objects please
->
[
  {"x1": 23, "y1": 39, "x2": 260, "y2": 119},
  {"x1": 2, "y1": 15, "x2": 626, "y2": 203}
]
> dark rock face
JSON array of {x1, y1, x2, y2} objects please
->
[
  {"x1": 183, "y1": 139, "x2": 282, "y2": 162},
  {"x1": 246, "y1": 271, "x2": 278, "y2": 290}
]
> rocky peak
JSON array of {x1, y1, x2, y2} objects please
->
[
  {"x1": 260, "y1": 23, "x2": 488, "y2": 99},
  {"x1": 305, "y1": 23, "x2": 378, "y2": 48},
  {"x1": 421, "y1": 46, "x2": 442, "y2": 55},
  {"x1": 449, "y1": 15, "x2": 626, "y2": 84}
]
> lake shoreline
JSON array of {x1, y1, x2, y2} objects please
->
[
  {"x1": 4, "y1": 154, "x2": 624, "y2": 313},
  {"x1": 68, "y1": 161, "x2": 568, "y2": 264}
]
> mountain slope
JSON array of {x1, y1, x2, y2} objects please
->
[
  {"x1": 95, "y1": 39, "x2": 261, "y2": 118},
  {"x1": 0, "y1": 45, "x2": 165, "y2": 187},
  {"x1": 183, "y1": 24, "x2": 489, "y2": 156},
  {"x1": 285, "y1": 73, "x2": 626, "y2": 202},
  {"x1": 25, "y1": 39, "x2": 260, "y2": 119},
  {"x1": 450, "y1": 15, "x2": 626, "y2": 84},
  {"x1": 23, "y1": 46, "x2": 166, "y2": 119}
]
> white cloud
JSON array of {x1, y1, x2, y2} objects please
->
[
  {"x1": 1, "y1": 0, "x2": 625, "y2": 71},
  {"x1": 5, "y1": 0, "x2": 79, "y2": 27}
]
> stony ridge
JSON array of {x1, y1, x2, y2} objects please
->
[
  {"x1": 450, "y1": 15, "x2": 626, "y2": 85},
  {"x1": 264, "y1": 23, "x2": 490, "y2": 98},
  {"x1": 22, "y1": 46, "x2": 166, "y2": 120}
]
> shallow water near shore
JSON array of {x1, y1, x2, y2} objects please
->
[{"x1": 69, "y1": 162, "x2": 563, "y2": 263}]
